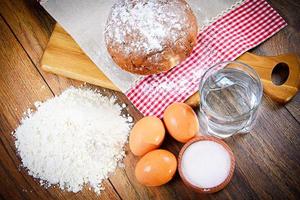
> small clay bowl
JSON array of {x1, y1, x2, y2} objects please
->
[{"x1": 178, "y1": 136, "x2": 235, "y2": 194}]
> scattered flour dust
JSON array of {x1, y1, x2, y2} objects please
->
[{"x1": 13, "y1": 87, "x2": 132, "y2": 194}]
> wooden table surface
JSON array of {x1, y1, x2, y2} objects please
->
[{"x1": 0, "y1": 0, "x2": 299, "y2": 199}]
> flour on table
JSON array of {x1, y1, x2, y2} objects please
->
[{"x1": 13, "y1": 87, "x2": 132, "y2": 194}]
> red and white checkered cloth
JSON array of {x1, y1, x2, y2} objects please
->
[{"x1": 126, "y1": 0, "x2": 287, "y2": 118}]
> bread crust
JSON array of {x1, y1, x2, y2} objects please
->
[{"x1": 105, "y1": 0, "x2": 198, "y2": 75}]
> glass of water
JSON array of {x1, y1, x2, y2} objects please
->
[{"x1": 199, "y1": 61, "x2": 263, "y2": 138}]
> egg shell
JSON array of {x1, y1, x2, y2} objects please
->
[
  {"x1": 135, "y1": 149, "x2": 177, "y2": 186},
  {"x1": 178, "y1": 136, "x2": 236, "y2": 194},
  {"x1": 129, "y1": 116, "x2": 165, "y2": 156},
  {"x1": 163, "y1": 102, "x2": 199, "y2": 143}
]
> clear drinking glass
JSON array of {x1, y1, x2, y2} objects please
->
[{"x1": 199, "y1": 61, "x2": 263, "y2": 138}]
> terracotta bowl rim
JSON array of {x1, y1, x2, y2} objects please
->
[{"x1": 178, "y1": 135, "x2": 236, "y2": 194}]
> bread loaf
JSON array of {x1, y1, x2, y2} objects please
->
[{"x1": 105, "y1": 0, "x2": 198, "y2": 75}]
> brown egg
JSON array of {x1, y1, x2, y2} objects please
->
[
  {"x1": 135, "y1": 149, "x2": 177, "y2": 186},
  {"x1": 129, "y1": 116, "x2": 165, "y2": 156},
  {"x1": 163, "y1": 102, "x2": 199, "y2": 143}
]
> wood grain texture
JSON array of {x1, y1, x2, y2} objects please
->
[
  {"x1": 0, "y1": 0, "x2": 299, "y2": 199},
  {"x1": 0, "y1": 0, "x2": 82, "y2": 94}
]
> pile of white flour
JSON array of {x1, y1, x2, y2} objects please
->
[{"x1": 13, "y1": 87, "x2": 132, "y2": 194}]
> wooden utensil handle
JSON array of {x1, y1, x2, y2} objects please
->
[
  {"x1": 238, "y1": 52, "x2": 300, "y2": 103},
  {"x1": 185, "y1": 52, "x2": 300, "y2": 107}
]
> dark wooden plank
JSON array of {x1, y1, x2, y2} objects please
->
[
  {"x1": 0, "y1": 0, "x2": 54, "y2": 65},
  {"x1": 0, "y1": 0, "x2": 82, "y2": 94},
  {"x1": 285, "y1": 92, "x2": 300, "y2": 122},
  {"x1": 0, "y1": 15, "x2": 57, "y2": 200},
  {"x1": 226, "y1": 95, "x2": 300, "y2": 199},
  {"x1": 267, "y1": 0, "x2": 300, "y2": 36},
  {"x1": 0, "y1": 17, "x2": 120, "y2": 200}
]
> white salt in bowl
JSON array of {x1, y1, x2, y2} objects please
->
[{"x1": 178, "y1": 136, "x2": 235, "y2": 193}]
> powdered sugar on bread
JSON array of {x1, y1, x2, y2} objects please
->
[{"x1": 105, "y1": 0, "x2": 198, "y2": 75}]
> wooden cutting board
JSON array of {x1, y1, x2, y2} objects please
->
[{"x1": 41, "y1": 24, "x2": 300, "y2": 105}]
